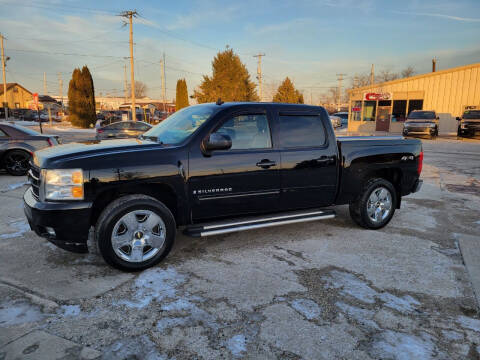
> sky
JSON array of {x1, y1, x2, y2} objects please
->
[{"x1": 1, "y1": 0, "x2": 479, "y2": 103}]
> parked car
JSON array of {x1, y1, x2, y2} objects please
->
[
  {"x1": 332, "y1": 112, "x2": 349, "y2": 128},
  {"x1": 95, "y1": 120, "x2": 152, "y2": 140},
  {"x1": 329, "y1": 115, "x2": 341, "y2": 128},
  {"x1": 0, "y1": 123, "x2": 60, "y2": 175},
  {"x1": 457, "y1": 109, "x2": 480, "y2": 137},
  {"x1": 24, "y1": 102, "x2": 423, "y2": 270},
  {"x1": 402, "y1": 110, "x2": 439, "y2": 139}
]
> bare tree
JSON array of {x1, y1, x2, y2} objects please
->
[
  {"x1": 401, "y1": 66, "x2": 416, "y2": 78},
  {"x1": 376, "y1": 69, "x2": 399, "y2": 83},
  {"x1": 127, "y1": 81, "x2": 148, "y2": 98}
]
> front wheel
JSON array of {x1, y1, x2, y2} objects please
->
[
  {"x1": 349, "y1": 178, "x2": 397, "y2": 229},
  {"x1": 95, "y1": 194, "x2": 176, "y2": 271}
]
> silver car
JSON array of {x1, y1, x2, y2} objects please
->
[{"x1": 96, "y1": 121, "x2": 152, "y2": 140}]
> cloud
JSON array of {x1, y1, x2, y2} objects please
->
[
  {"x1": 393, "y1": 10, "x2": 480, "y2": 23},
  {"x1": 247, "y1": 18, "x2": 315, "y2": 34}
]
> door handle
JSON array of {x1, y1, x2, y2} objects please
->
[
  {"x1": 315, "y1": 156, "x2": 335, "y2": 165},
  {"x1": 256, "y1": 159, "x2": 276, "y2": 169}
]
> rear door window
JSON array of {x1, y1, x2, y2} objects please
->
[{"x1": 277, "y1": 114, "x2": 326, "y2": 148}]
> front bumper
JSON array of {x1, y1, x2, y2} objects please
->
[{"x1": 23, "y1": 187, "x2": 92, "y2": 253}]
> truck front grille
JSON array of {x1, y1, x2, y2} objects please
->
[{"x1": 28, "y1": 164, "x2": 41, "y2": 199}]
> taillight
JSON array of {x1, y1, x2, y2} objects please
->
[
  {"x1": 47, "y1": 138, "x2": 54, "y2": 147},
  {"x1": 417, "y1": 151, "x2": 423, "y2": 175}
]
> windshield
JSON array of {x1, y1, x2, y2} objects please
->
[
  {"x1": 142, "y1": 105, "x2": 216, "y2": 145},
  {"x1": 407, "y1": 111, "x2": 436, "y2": 120},
  {"x1": 463, "y1": 110, "x2": 480, "y2": 119},
  {"x1": 11, "y1": 124, "x2": 40, "y2": 136}
]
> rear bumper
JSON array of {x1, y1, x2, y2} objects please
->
[
  {"x1": 413, "y1": 179, "x2": 423, "y2": 193},
  {"x1": 23, "y1": 187, "x2": 92, "y2": 253}
]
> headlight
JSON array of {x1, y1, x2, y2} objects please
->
[
  {"x1": 43, "y1": 169, "x2": 84, "y2": 200},
  {"x1": 461, "y1": 123, "x2": 468, "y2": 129},
  {"x1": 430, "y1": 123, "x2": 436, "y2": 128}
]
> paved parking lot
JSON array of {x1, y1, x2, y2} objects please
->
[{"x1": 1, "y1": 136, "x2": 480, "y2": 359}]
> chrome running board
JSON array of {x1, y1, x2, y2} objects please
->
[{"x1": 184, "y1": 209, "x2": 336, "y2": 237}]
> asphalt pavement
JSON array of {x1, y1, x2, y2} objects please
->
[{"x1": 0, "y1": 136, "x2": 480, "y2": 359}]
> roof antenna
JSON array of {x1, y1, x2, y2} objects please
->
[{"x1": 216, "y1": 98, "x2": 224, "y2": 105}]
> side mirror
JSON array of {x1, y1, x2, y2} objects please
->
[
  {"x1": 202, "y1": 133, "x2": 232, "y2": 155},
  {"x1": 456, "y1": 117, "x2": 461, "y2": 121}
]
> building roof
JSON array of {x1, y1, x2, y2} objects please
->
[
  {"x1": 348, "y1": 62, "x2": 480, "y2": 93},
  {"x1": 0, "y1": 83, "x2": 33, "y2": 96},
  {"x1": 38, "y1": 95, "x2": 60, "y2": 103}
]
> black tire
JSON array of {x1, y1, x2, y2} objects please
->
[
  {"x1": 3, "y1": 149, "x2": 31, "y2": 176},
  {"x1": 95, "y1": 194, "x2": 176, "y2": 271},
  {"x1": 349, "y1": 178, "x2": 397, "y2": 230}
]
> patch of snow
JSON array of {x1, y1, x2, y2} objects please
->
[
  {"x1": 442, "y1": 330, "x2": 464, "y2": 341},
  {"x1": 0, "y1": 301, "x2": 44, "y2": 326},
  {"x1": 457, "y1": 315, "x2": 480, "y2": 332},
  {"x1": 227, "y1": 334, "x2": 247, "y2": 358},
  {"x1": 323, "y1": 270, "x2": 378, "y2": 304},
  {"x1": 1, "y1": 220, "x2": 30, "y2": 239},
  {"x1": 370, "y1": 330, "x2": 436, "y2": 360},
  {"x1": 103, "y1": 335, "x2": 166, "y2": 360},
  {"x1": 336, "y1": 302, "x2": 379, "y2": 330},
  {"x1": 161, "y1": 299, "x2": 195, "y2": 312},
  {"x1": 156, "y1": 316, "x2": 189, "y2": 332},
  {"x1": 119, "y1": 267, "x2": 185, "y2": 309},
  {"x1": 290, "y1": 299, "x2": 322, "y2": 320},
  {"x1": 60, "y1": 304, "x2": 81, "y2": 317},
  {"x1": 53, "y1": 126, "x2": 95, "y2": 133},
  {"x1": 378, "y1": 293, "x2": 420, "y2": 314},
  {"x1": 5, "y1": 181, "x2": 28, "y2": 191}
]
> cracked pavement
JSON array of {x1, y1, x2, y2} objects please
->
[{"x1": 1, "y1": 137, "x2": 480, "y2": 359}]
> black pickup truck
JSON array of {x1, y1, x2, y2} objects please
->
[{"x1": 24, "y1": 102, "x2": 423, "y2": 271}]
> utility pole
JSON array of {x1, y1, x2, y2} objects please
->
[
  {"x1": 353, "y1": 76, "x2": 359, "y2": 88},
  {"x1": 370, "y1": 64, "x2": 375, "y2": 85},
  {"x1": 123, "y1": 63, "x2": 128, "y2": 103},
  {"x1": 253, "y1": 53, "x2": 265, "y2": 101},
  {"x1": 160, "y1": 54, "x2": 166, "y2": 112},
  {"x1": 44, "y1": 72, "x2": 52, "y2": 125},
  {"x1": 432, "y1": 57, "x2": 437, "y2": 72},
  {"x1": 0, "y1": 33, "x2": 7, "y2": 120},
  {"x1": 58, "y1": 72, "x2": 63, "y2": 114},
  {"x1": 119, "y1": 10, "x2": 138, "y2": 120},
  {"x1": 336, "y1": 73, "x2": 347, "y2": 112}
]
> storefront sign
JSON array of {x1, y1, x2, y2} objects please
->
[
  {"x1": 33, "y1": 93, "x2": 39, "y2": 110},
  {"x1": 352, "y1": 107, "x2": 361, "y2": 112},
  {"x1": 363, "y1": 92, "x2": 392, "y2": 101}
]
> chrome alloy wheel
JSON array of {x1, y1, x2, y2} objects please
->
[
  {"x1": 111, "y1": 210, "x2": 166, "y2": 263},
  {"x1": 366, "y1": 187, "x2": 392, "y2": 224}
]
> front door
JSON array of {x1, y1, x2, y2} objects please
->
[
  {"x1": 189, "y1": 110, "x2": 281, "y2": 221},
  {"x1": 274, "y1": 111, "x2": 338, "y2": 210},
  {"x1": 375, "y1": 106, "x2": 391, "y2": 132}
]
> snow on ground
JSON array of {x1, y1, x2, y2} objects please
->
[
  {"x1": 1, "y1": 220, "x2": 31, "y2": 239},
  {"x1": 227, "y1": 334, "x2": 247, "y2": 358},
  {"x1": 53, "y1": 126, "x2": 95, "y2": 133},
  {"x1": 290, "y1": 299, "x2": 322, "y2": 320},
  {"x1": 0, "y1": 301, "x2": 45, "y2": 326}
]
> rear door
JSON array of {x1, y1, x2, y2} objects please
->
[
  {"x1": 189, "y1": 108, "x2": 281, "y2": 220},
  {"x1": 274, "y1": 110, "x2": 338, "y2": 210}
]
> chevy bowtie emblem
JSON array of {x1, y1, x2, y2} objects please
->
[{"x1": 134, "y1": 231, "x2": 143, "y2": 239}]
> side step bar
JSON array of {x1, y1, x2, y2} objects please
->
[{"x1": 184, "y1": 209, "x2": 336, "y2": 237}]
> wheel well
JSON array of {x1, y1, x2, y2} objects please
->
[
  {"x1": 90, "y1": 183, "x2": 178, "y2": 227},
  {"x1": 1, "y1": 148, "x2": 31, "y2": 165}
]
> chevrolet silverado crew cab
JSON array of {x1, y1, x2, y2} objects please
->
[{"x1": 24, "y1": 102, "x2": 423, "y2": 271}]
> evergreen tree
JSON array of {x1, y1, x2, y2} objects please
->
[
  {"x1": 193, "y1": 49, "x2": 258, "y2": 103},
  {"x1": 67, "y1": 66, "x2": 96, "y2": 128},
  {"x1": 175, "y1": 79, "x2": 189, "y2": 110},
  {"x1": 272, "y1": 77, "x2": 304, "y2": 104}
]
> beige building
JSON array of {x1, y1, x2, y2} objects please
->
[
  {"x1": 347, "y1": 62, "x2": 480, "y2": 135},
  {"x1": 0, "y1": 83, "x2": 33, "y2": 109}
]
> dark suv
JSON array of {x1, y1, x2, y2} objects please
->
[
  {"x1": 457, "y1": 109, "x2": 480, "y2": 137},
  {"x1": 403, "y1": 110, "x2": 439, "y2": 139}
]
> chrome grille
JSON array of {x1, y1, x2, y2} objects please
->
[{"x1": 28, "y1": 164, "x2": 41, "y2": 198}]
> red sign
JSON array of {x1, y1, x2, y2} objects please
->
[
  {"x1": 33, "y1": 93, "x2": 39, "y2": 110},
  {"x1": 364, "y1": 92, "x2": 391, "y2": 101},
  {"x1": 352, "y1": 107, "x2": 361, "y2": 112}
]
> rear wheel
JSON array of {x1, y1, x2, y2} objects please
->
[
  {"x1": 95, "y1": 194, "x2": 176, "y2": 271},
  {"x1": 349, "y1": 178, "x2": 397, "y2": 229},
  {"x1": 4, "y1": 150, "x2": 31, "y2": 176}
]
